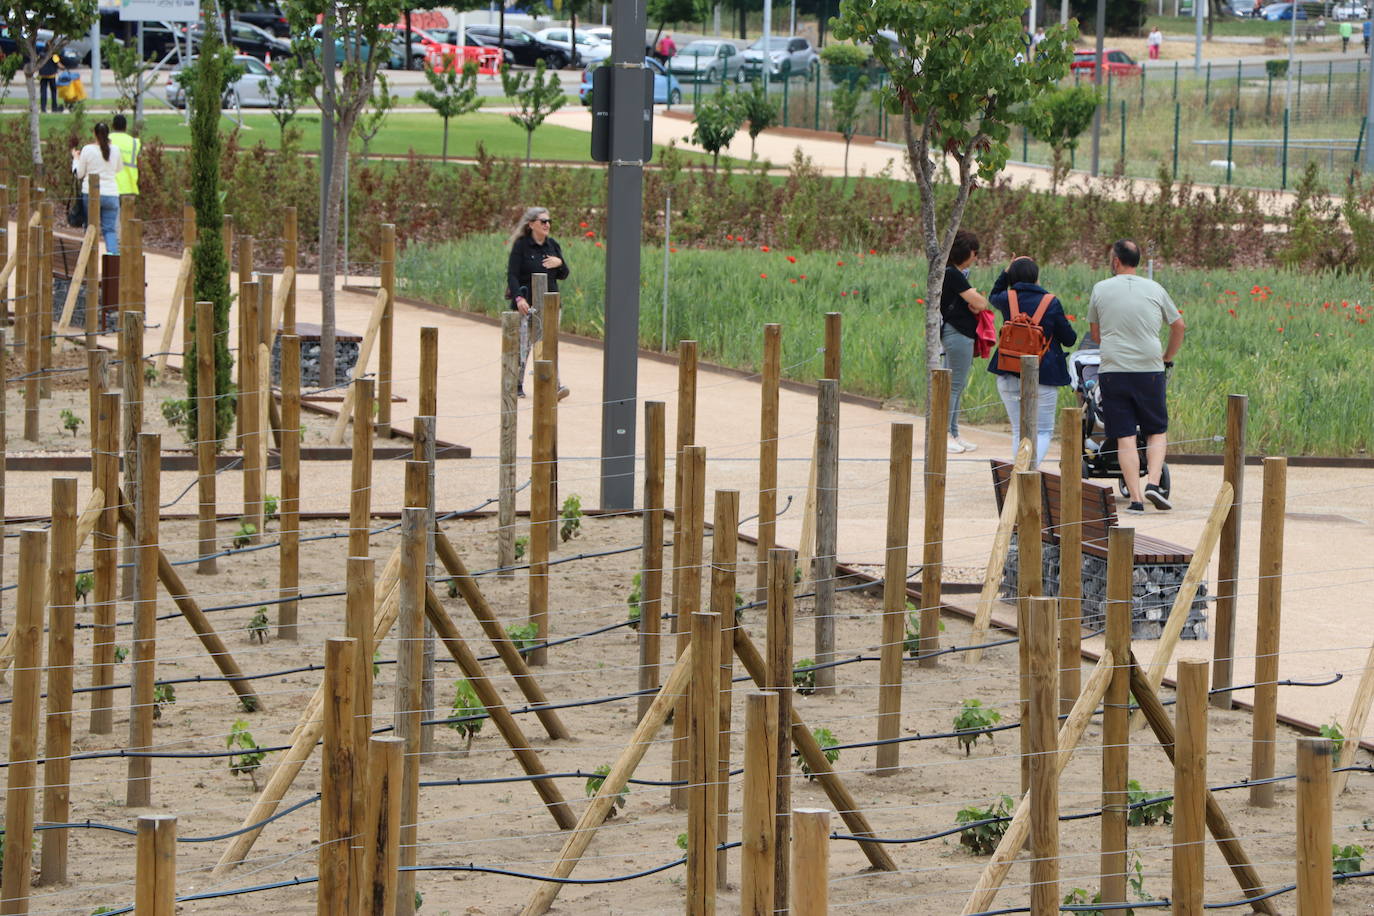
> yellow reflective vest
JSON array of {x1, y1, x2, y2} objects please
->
[{"x1": 109, "y1": 131, "x2": 140, "y2": 195}]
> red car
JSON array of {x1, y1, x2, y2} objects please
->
[{"x1": 1070, "y1": 49, "x2": 1142, "y2": 77}]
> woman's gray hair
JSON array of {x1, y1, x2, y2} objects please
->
[{"x1": 508, "y1": 206, "x2": 550, "y2": 245}]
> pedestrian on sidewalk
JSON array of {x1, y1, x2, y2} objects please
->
[
  {"x1": 507, "y1": 206, "x2": 571, "y2": 400},
  {"x1": 939, "y1": 229, "x2": 992, "y2": 455},
  {"x1": 109, "y1": 113, "x2": 142, "y2": 203},
  {"x1": 1147, "y1": 26, "x2": 1163, "y2": 60},
  {"x1": 38, "y1": 44, "x2": 61, "y2": 113},
  {"x1": 986, "y1": 256, "x2": 1076, "y2": 468},
  {"x1": 1086, "y1": 239, "x2": 1186, "y2": 514},
  {"x1": 71, "y1": 122, "x2": 124, "y2": 254},
  {"x1": 1339, "y1": 20, "x2": 1352, "y2": 53}
]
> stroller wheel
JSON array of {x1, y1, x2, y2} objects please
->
[{"x1": 1117, "y1": 463, "x2": 1171, "y2": 499}]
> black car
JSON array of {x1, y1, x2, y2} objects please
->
[
  {"x1": 232, "y1": 1, "x2": 292, "y2": 38},
  {"x1": 464, "y1": 25, "x2": 568, "y2": 68},
  {"x1": 96, "y1": 11, "x2": 186, "y2": 62},
  {"x1": 186, "y1": 20, "x2": 290, "y2": 62}
]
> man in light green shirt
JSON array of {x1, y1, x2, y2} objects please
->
[
  {"x1": 1087, "y1": 240, "x2": 1186, "y2": 513},
  {"x1": 1340, "y1": 20, "x2": 1353, "y2": 52},
  {"x1": 109, "y1": 114, "x2": 140, "y2": 200}
]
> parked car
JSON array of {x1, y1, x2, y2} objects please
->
[
  {"x1": 232, "y1": 1, "x2": 291, "y2": 38},
  {"x1": 534, "y1": 27, "x2": 610, "y2": 66},
  {"x1": 304, "y1": 24, "x2": 376, "y2": 66},
  {"x1": 185, "y1": 20, "x2": 290, "y2": 62},
  {"x1": 1261, "y1": 2, "x2": 1307, "y2": 19},
  {"x1": 583, "y1": 26, "x2": 614, "y2": 43},
  {"x1": 465, "y1": 24, "x2": 569, "y2": 68},
  {"x1": 1332, "y1": 1, "x2": 1369, "y2": 19},
  {"x1": 382, "y1": 26, "x2": 448, "y2": 69},
  {"x1": 1070, "y1": 48, "x2": 1141, "y2": 77},
  {"x1": 738, "y1": 35, "x2": 818, "y2": 81},
  {"x1": 166, "y1": 53, "x2": 278, "y2": 108},
  {"x1": 579, "y1": 57, "x2": 681, "y2": 105},
  {"x1": 668, "y1": 39, "x2": 742, "y2": 83}
]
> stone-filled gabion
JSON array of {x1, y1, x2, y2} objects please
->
[
  {"x1": 271, "y1": 337, "x2": 361, "y2": 389},
  {"x1": 1000, "y1": 534, "x2": 1209, "y2": 641},
  {"x1": 51, "y1": 278, "x2": 118, "y2": 334}
]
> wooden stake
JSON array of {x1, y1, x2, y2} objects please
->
[
  {"x1": 327, "y1": 288, "x2": 391, "y2": 445},
  {"x1": 755, "y1": 324, "x2": 781, "y2": 602},
  {"x1": 12, "y1": 178, "x2": 29, "y2": 340},
  {"x1": 1334, "y1": 638, "x2": 1374, "y2": 796},
  {"x1": 1017, "y1": 468, "x2": 1043, "y2": 795},
  {"x1": 56, "y1": 225, "x2": 97, "y2": 336},
  {"x1": 1250, "y1": 457, "x2": 1286, "y2": 807},
  {"x1": 1212, "y1": 394, "x2": 1248, "y2": 709},
  {"x1": 152, "y1": 249, "x2": 190, "y2": 376},
  {"x1": 919, "y1": 368, "x2": 951, "y2": 668},
  {"x1": 134, "y1": 814, "x2": 176, "y2": 916},
  {"x1": 966, "y1": 440, "x2": 1034, "y2": 662},
  {"x1": 529, "y1": 360, "x2": 555, "y2": 666},
  {"x1": 179, "y1": 202, "x2": 194, "y2": 360},
  {"x1": 90, "y1": 391, "x2": 120, "y2": 733},
  {"x1": 419, "y1": 325, "x2": 438, "y2": 418},
  {"x1": 361, "y1": 737, "x2": 403, "y2": 916},
  {"x1": 790, "y1": 809, "x2": 830, "y2": 916},
  {"x1": 127, "y1": 433, "x2": 160, "y2": 808},
  {"x1": 498, "y1": 311, "x2": 519, "y2": 576},
  {"x1": 192, "y1": 299, "x2": 220, "y2": 574},
  {"x1": 283, "y1": 207, "x2": 297, "y2": 332},
  {"x1": 688, "y1": 611, "x2": 721, "y2": 914},
  {"x1": 1018, "y1": 354, "x2": 1039, "y2": 461},
  {"x1": 120, "y1": 307, "x2": 144, "y2": 602},
  {"x1": 767, "y1": 547, "x2": 796, "y2": 914},
  {"x1": 240, "y1": 281, "x2": 264, "y2": 541},
  {"x1": 1057, "y1": 406, "x2": 1083, "y2": 713},
  {"x1": 638, "y1": 400, "x2": 667, "y2": 721},
  {"x1": 1173, "y1": 659, "x2": 1209, "y2": 915},
  {"x1": 396, "y1": 502, "x2": 426, "y2": 916},
  {"x1": 672, "y1": 339, "x2": 699, "y2": 628},
  {"x1": 278, "y1": 335, "x2": 300, "y2": 638},
  {"x1": 377, "y1": 224, "x2": 395, "y2": 437},
  {"x1": 543, "y1": 291, "x2": 560, "y2": 547},
  {"x1": 39, "y1": 201, "x2": 53, "y2": 398},
  {"x1": 0, "y1": 331, "x2": 5, "y2": 622},
  {"x1": 235, "y1": 236, "x2": 253, "y2": 441},
  {"x1": 319, "y1": 638, "x2": 357, "y2": 916},
  {"x1": 40, "y1": 478, "x2": 78, "y2": 886},
  {"x1": 1026, "y1": 596, "x2": 1059, "y2": 914},
  {"x1": 741, "y1": 691, "x2": 779, "y2": 916},
  {"x1": 1100, "y1": 526, "x2": 1133, "y2": 907},
  {"x1": 671, "y1": 444, "x2": 707, "y2": 809},
  {"x1": 876, "y1": 423, "x2": 913, "y2": 773},
  {"x1": 814, "y1": 378, "x2": 840, "y2": 691},
  {"x1": 1, "y1": 529, "x2": 45, "y2": 915},
  {"x1": 346, "y1": 555, "x2": 375, "y2": 897},
  {"x1": 1296, "y1": 737, "x2": 1333, "y2": 915},
  {"x1": 709, "y1": 490, "x2": 739, "y2": 888},
  {"x1": 23, "y1": 224, "x2": 40, "y2": 441},
  {"x1": 348, "y1": 378, "x2": 374, "y2": 559}
]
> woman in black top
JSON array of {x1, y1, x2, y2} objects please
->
[
  {"x1": 507, "y1": 206, "x2": 570, "y2": 398},
  {"x1": 938, "y1": 230, "x2": 991, "y2": 454}
]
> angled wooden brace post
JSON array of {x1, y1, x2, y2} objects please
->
[
  {"x1": 328, "y1": 288, "x2": 390, "y2": 446},
  {"x1": 153, "y1": 248, "x2": 194, "y2": 376},
  {"x1": 55, "y1": 225, "x2": 99, "y2": 336},
  {"x1": 965, "y1": 439, "x2": 1034, "y2": 664}
]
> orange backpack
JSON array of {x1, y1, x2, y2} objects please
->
[{"x1": 995, "y1": 288, "x2": 1054, "y2": 373}]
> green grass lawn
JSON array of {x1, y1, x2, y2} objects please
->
[{"x1": 1146, "y1": 13, "x2": 1313, "y2": 37}]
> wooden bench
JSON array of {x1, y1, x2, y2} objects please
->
[{"x1": 989, "y1": 459, "x2": 1207, "y2": 640}]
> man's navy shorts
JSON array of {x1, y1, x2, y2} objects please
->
[{"x1": 1098, "y1": 371, "x2": 1168, "y2": 440}]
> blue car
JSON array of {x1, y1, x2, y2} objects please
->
[
  {"x1": 1262, "y1": 2, "x2": 1307, "y2": 19},
  {"x1": 580, "y1": 57, "x2": 683, "y2": 106}
]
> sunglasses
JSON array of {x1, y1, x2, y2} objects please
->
[{"x1": 534, "y1": 217, "x2": 551, "y2": 224}]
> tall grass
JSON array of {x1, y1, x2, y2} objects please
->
[{"x1": 399, "y1": 235, "x2": 1372, "y2": 456}]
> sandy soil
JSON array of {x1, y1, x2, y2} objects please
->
[{"x1": 4, "y1": 514, "x2": 1370, "y2": 915}]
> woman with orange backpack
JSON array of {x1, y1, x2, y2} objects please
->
[{"x1": 986, "y1": 256, "x2": 1076, "y2": 467}]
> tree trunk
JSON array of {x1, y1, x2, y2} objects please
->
[
  {"x1": 843, "y1": 138, "x2": 850, "y2": 181},
  {"x1": 317, "y1": 124, "x2": 350, "y2": 390},
  {"x1": 738, "y1": 6, "x2": 746, "y2": 39},
  {"x1": 442, "y1": 119, "x2": 449, "y2": 161},
  {"x1": 571, "y1": 9, "x2": 578, "y2": 66},
  {"x1": 526, "y1": 129, "x2": 533, "y2": 167},
  {"x1": 25, "y1": 70, "x2": 43, "y2": 180}
]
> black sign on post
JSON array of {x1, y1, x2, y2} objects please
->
[{"x1": 591, "y1": 67, "x2": 612, "y2": 163}]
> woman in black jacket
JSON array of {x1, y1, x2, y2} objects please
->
[
  {"x1": 986, "y1": 256, "x2": 1077, "y2": 467},
  {"x1": 507, "y1": 206, "x2": 570, "y2": 398}
]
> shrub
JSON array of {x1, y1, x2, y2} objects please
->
[
  {"x1": 1265, "y1": 59, "x2": 1289, "y2": 78},
  {"x1": 1126, "y1": 779, "x2": 1173, "y2": 827},
  {"x1": 793, "y1": 658, "x2": 817, "y2": 695},
  {"x1": 507, "y1": 622, "x2": 539, "y2": 651},
  {"x1": 953, "y1": 699, "x2": 1002, "y2": 755},
  {"x1": 160, "y1": 398, "x2": 190, "y2": 432},
  {"x1": 1334, "y1": 843, "x2": 1366, "y2": 882},
  {"x1": 152, "y1": 683, "x2": 176, "y2": 720},
  {"x1": 60, "y1": 408, "x2": 84, "y2": 437},
  {"x1": 819, "y1": 42, "x2": 870, "y2": 86},
  {"x1": 447, "y1": 678, "x2": 486, "y2": 752},
  {"x1": 626, "y1": 572, "x2": 642, "y2": 630},
  {"x1": 226, "y1": 719, "x2": 265, "y2": 789},
  {"x1": 800, "y1": 727, "x2": 840, "y2": 780},
  {"x1": 559, "y1": 493, "x2": 582, "y2": 542},
  {"x1": 263, "y1": 494, "x2": 279, "y2": 524},
  {"x1": 585, "y1": 763, "x2": 628, "y2": 816},
  {"x1": 75, "y1": 572, "x2": 94, "y2": 606},
  {"x1": 248, "y1": 608, "x2": 269, "y2": 644},
  {"x1": 514, "y1": 535, "x2": 528, "y2": 561},
  {"x1": 955, "y1": 795, "x2": 1014, "y2": 855},
  {"x1": 231, "y1": 522, "x2": 257, "y2": 549},
  {"x1": 1318, "y1": 720, "x2": 1346, "y2": 765}
]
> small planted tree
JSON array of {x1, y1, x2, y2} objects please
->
[
  {"x1": 353, "y1": 71, "x2": 396, "y2": 161},
  {"x1": 559, "y1": 493, "x2": 583, "y2": 542},
  {"x1": 1028, "y1": 85, "x2": 1100, "y2": 193},
  {"x1": 955, "y1": 794, "x2": 1014, "y2": 855},
  {"x1": 830, "y1": 76, "x2": 867, "y2": 183},
  {"x1": 263, "y1": 52, "x2": 316, "y2": 147},
  {"x1": 446, "y1": 678, "x2": 486, "y2": 753},
  {"x1": 738, "y1": 79, "x2": 780, "y2": 160},
  {"x1": 952, "y1": 698, "x2": 1002, "y2": 755},
  {"x1": 799, "y1": 727, "x2": 840, "y2": 780},
  {"x1": 0, "y1": 0, "x2": 98, "y2": 176},
  {"x1": 416, "y1": 57, "x2": 481, "y2": 162},
  {"x1": 690, "y1": 86, "x2": 744, "y2": 168},
  {"x1": 100, "y1": 34, "x2": 161, "y2": 126},
  {"x1": 584, "y1": 763, "x2": 629, "y2": 819},
  {"x1": 226, "y1": 719, "x2": 266, "y2": 789},
  {"x1": 501, "y1": 62, "x2": 567, "y2": 167}
]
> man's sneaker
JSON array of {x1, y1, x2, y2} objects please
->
[
  {"x1": 947, "y1": 436, "x2": 966, "y2": 454},
  {"x1": 1145, "y1": 483, "x2": 1172, "y2": 510},
  {"x1": 956, "y1": 437, "x2": 978, "y2": 453},
  {"x1": 517, "y1": 384, "x2": 526, "y2": 398},
  {"x1": 557, "y1": 386, "x2": 571, "y2": 401},
  {"x1": 1125, "y1": 501, "x2": 1146, "y2": 514}
]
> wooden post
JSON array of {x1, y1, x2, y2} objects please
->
[
  {"x1": 709, "y1": 490, "x2": 739, "y2": 888},
  {"x1": 24, "y1": 224, "x2": 40, "y2": 440},
  {"x1": 194, "y1": 301, "x2": 218, "y2": 574},
  {"x1": 121, "y1": 307, "x2": 145, "y2": 602},
  {"x1": 278, "y1": 335, "x2": 300, "y2": 638},
  {"x1": 919, "y1": 368, "x2": 951, "y2": 668},
  {"x1": 1058, "y1": 407, "x2": 1083, "y2": 713},
  {"x1": 40, "y1": 478, "x2": 78, "y2": 886},
  {"x1": 90, "y1": 390, "x2": 120, "y2": 734},
  {"x1": 543, "y1": 290, "x2": 561, "y2": 549},
  {"x1": 767, "y1": 547, "x2": 797, "y2": 915},
  {"x1": 13, "y1": 178, "x2": 29, "y2": 345},
  {"x1": 179, "y1": 203, "x2": 194, "y2": 359},
  {"x1": 133, "y1": 814, "x2": 176, "y2": 916},
  {"x1": 498, "y1": 311, "x2": 519, "y2": 576},
  {"x1": 127, "y1": 432, "x2": 161, "y2": 808},
  {"x1": 638, "y1": 401, "x2": 667, "y2": 721},
  {"x1": 670, "y1": 444, "x2": 707, "y2": 809},
  {"x1": 86, "y1": 177, "x2": 102, "y2": 349},
  {"x1": 688, "y1": 611, "x2": 721, "y2": 914},
  {"x1": 1296, "y1": 737, "x2": 1333, "y2": 915},
  {"x1": 790, "y1": 809, "x2": 830, "y2": 916},
  {"x1": 1334, "y1": 639, "x2": 1374, "y2": 796},
  {"x1": 1018, "y1": 354, "x2": 1039, "y2": 461},
  {"x1": 755, "y1": 324, "x2": 781, "y2": 602},
  {"x1": 256, "y1": 273, "x2": 272, "y2": 469},
  {"x1": 396, "y1": 499, "x2": 426, "y2": 916},
  {"x1": 1, "y1": 529, "x2": 46, "y2": 915},
  {"x1": 876, "y1": 423, "x2": 913, "y2": 772},
  {"x1": 235, "y1": 235, "x2": 252, "y2": 440},
  {"x1": 672, "y1": 339, "x2": 699, "y2": 638},
  {"x1": 529, "y1": 360, "x2": 555, "y2": 666},
  {"x1": 1173, "y1": 659, "x2": 1209, "y2": 916},
  {"x1": 741, "y1": 692, "x2": 779, "y2": 916},
  {"x1": 348, "y1": 378, "x2": 375, "y2": 560},
  {"x1": 415, "y1": 332, "x2": 439, "y2": 754},
  {"x1": 823, "y1": 312, "x2": 842, "y2": 379},
  {"x1": 319, "y1": 638, "x2": 357, "y2": 916},
  {"x1": 814, "y1": 379, "x2": 839, "y2": 691},
  {"x1": 1100, "y1": 526, "x2": 1134, "y2": 907},
  {"x1": 0, "y1": 331, "x2": 5, "y2": 617},
  {"x1": 1025, "y1": 596, "x2": 1059, "y2": 914},
  {"x1": 346, "y1": 555, "x2": 375, "y2": 894},
  {"x1": 377, "y1": 224, "x2": 395, "y2": 437},
  {"x1": 39, "y1": 201, "x2": 53, "y2": 398},
  {"x1": 1017, "y1": 469, "x2": 1043, "y2": 795},
  {"x1": 361, "y1": 737, "x2": 404, "y2": 916},
  {"x1": 240, "y1": 280, "x2": 263, "y2": 542},
  {"x1": 283, "y1": 207, "x2": 298, "y2": 333},
  {"x1": 1212, "y1": 394, "x2": 1248, "y2": 709},
  {"x1": 1250, "y1": 457, "x2": 1286, "y2": 808}
]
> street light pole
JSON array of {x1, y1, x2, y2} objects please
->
[
  {"x1": 1090, "y1": 0, "x2": 1105, "y2": 175},
  {"x1": 1285, "y1": 0, "x2": 1297, "y2": 112},
  {"x1": 1365, "y1": 13, "x2": 1374, "y2": 172}
]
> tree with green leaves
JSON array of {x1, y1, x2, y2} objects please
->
[
  {"x1": 1028, "y1": 85, "x2": 1100, "y2": 193},
  {"x1": 283, "y1": 0, "x2": 403, "y2": 386},
  {"x1": 0, "y1": 0, "x2": 97, "y2": 176},
  {"x1": 186, "y1": 18, "x2": 236, "y2": 443},
  {"x1": 833, "y1": 0, "x2": 1074, "y2": 373},
  {"x1": 1, "y1": 49, "x2": 24, "y2": 107},
  {"x1": 648, "y1": 0, "x2": 705, "y2": 47},
  {"x1": 416, "y1": 57, "x2": 480, "y2": 162},
  {"x1": 353, "y1": 71, "x2": 395, "y2": 160},
  {"x1": 263, "y1": 52, "x2": 317, "y2": 147},
  {"x1": 690, "y1": 86, "x2": 745, "y2": 168},
  {"x1": 830, "y1": 75, "x2": 867, "y2": 183},
  {"x1": 738, "y1": 79, "x2": 779, "y2": 160},
  {"x1": 100, "y1": 35, "x2": 162, "y2": 126},
  {"x1": 500, "y1": 62, "x2": 567, "y2": 167}
]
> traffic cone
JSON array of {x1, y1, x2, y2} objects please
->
[{"x1": 265, "y1": 50, "x2": 272, "y2": 69}]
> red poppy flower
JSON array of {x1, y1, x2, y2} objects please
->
[
  {"x1": 916, "y1": 298, "x2": 925, "y2": 305},
  {"x1": 669, "y1": 247, "x2": 677, "y2": 253},
  {"x1": 786, "y1": 255, "x2": 797, "y2": 264},
  {"x1": 840, "y1": 291, "x2": 848, "y2": 297},
  {"x1": 868, "y1": 249, "x2": 877, "y2": 255},
  {"x1": 1227, "y1": 308, "x2": 1236, "y2": 317},
  {"x1": 1276, "y1": 327, "x2": 1284, "y2": 332},
  {"x1": 798, "y1": 274, "x2": 806, "y2": 280},
  {"x1": 726, "y1": 234, "x2": 734, "y2": 241},
  {"x1": 1066, "y1": 314, "x2": 1077, "y2": 321},
  {"x1": 761, "y1": 245, "x2": 771, "y2": 252},
  {"x1": 579, "y1": 221, "x2": 589, "y2": 228},
  {"x1": 836, "y1": 260, "x2": 845, "y2": 266},
  {"x1": 760, "y1": 273, "x2": 768, "y2": 279},
  {"x1": 789, "y1": 278, "x2": 797, "y2": 284},
  {"x1": 594, "y1": 242, "x2": 603, "y2": 248},
  {"x1": 585, "y1": 230, "x2": 595, "y2": 238}
]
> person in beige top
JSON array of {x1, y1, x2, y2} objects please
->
[{"x1": 71, "y1": 122, "x2": 124, "y2": 254}]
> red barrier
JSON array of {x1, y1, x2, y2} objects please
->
[{"x1": 426, "y1": 45, "x2": 503, "y2": 76}]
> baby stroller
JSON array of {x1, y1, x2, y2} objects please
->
[{"x1": 1067, "y1": 340, "x2": 1171, "y2": 500}]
